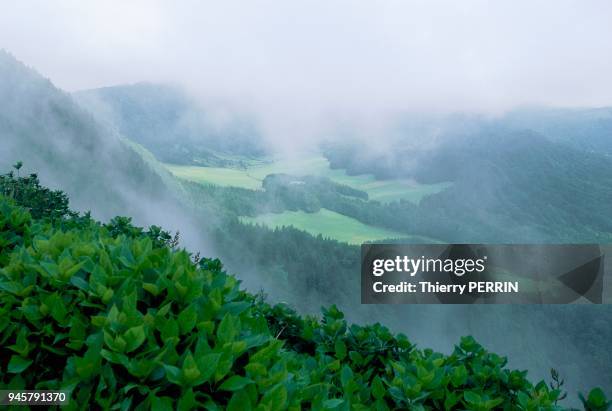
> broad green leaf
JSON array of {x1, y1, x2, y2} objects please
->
[
  {"x1": 484, "y1": 398, "x2": 504, "y2": 410},
  {"x1": 260, "y1": 384, "x2": 287, "y2": 411},
  {"x1": 340, "y1": 365, "x2": 353, "y2": 388},
  {"x1": 217, "y1": 313, "x2": 238, "y2": 344},
  {"x1": 7, "y1": 355, "x2": 32, "y2": 373},
  {"x1": 451, "y1": 365, "x2": 468, "y2": 387},
  {"x1": 227, "y1": 390, "x2": 251, "y2": 411},
  {"x1": 517, "y1": 391, "x2": 530, "y2": 408},
  {"x1": 371, "y1": 376, "x2": 385, "y2": 400},
  {"x1": 163, "y1": 365, "x2": 182, "y2": 385},
  {"x1": 444, "y1": 391, "x2": 459, "y2": 410},
  {"x1": 323, "y1": 399, "x2": 344, "y2": 409},
  {"x1": 334, "y1": 339, "x2": 347, "y2": 360},
  {"x1": 195, "y1": 352, "x2": 221, "y2": 383},
  {"x1": 219, "y1": 375, "x2": 253, "y2": 391},
  {"x1": 181, "y1": 352, "x2": 202, "y2": 383},
  {"x1": 123, "y1": 325, "x2": 146, "y2": 353},
  {"x1": 177, "y1": 389, "x2": 197, "y2": 411},
  {"x1": 69, "y1": 275, "x2": 89, "y2": 290},
  {"x1": 178, "y1": 304, "x2": 197, "y2": 334},
  {"x1": 464, "y1": 391, "x2": 481, "y2": 405},
  {"x1": 150, "y1": 395, "x2": 173, "y2": 411}
]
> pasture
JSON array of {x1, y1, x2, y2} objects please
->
[
  {"x1": 241, "y1": 208, "x2": 414, "y2": 245},
  {"x1": 165, "y1": 154, "x2": 451, "y2": 204}
]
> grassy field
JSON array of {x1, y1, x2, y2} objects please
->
[
  {"x1": 166, "y1": 154, "x2": 446, "y2": 244},
  {"x1": 240, "y1": 208, "x2": 410, "y2": 245},
  {"x1": 166, "y1": 165, "x2": 262, "y2": 189},
  {"x1": 165, "y1": 154, "x2": 451, "y2": 204}
]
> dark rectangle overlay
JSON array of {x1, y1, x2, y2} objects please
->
[
  {"x1": 0, "y1": 390, "x2": 70, "y2": 406},
  {"x1": 361, "y1": 244, "x2": 609, "y2": 304}
]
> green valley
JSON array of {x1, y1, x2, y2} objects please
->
[
  {"x1": 165, "y1": 154, "x2": 452, "y2": 245},
  {"x1": 240, "y1": 208, "x2": 407, "y2": 244},
  {"x1": 165, "y1": 155, "x2": 452, "y2": 204}
]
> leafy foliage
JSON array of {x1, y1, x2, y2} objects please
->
[
  {"x1": 580, "y1": 388, "x2": 612, "y2": 411},
  {"x1": 0, "y1": 171, "x2": 180, "y2": 251},
  {"x1": 0, "y1": 169, "x2": 75, "y2": 221},
  {"x1": 0, "y1": 178, "x2": 609, "y2": 410}
]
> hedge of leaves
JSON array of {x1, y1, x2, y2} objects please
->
[{"x1": 0, "y1": 179, "x2": 610, "y2": 410}]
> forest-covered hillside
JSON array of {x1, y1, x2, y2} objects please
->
[
  {"x1": 0, "y1": 171, "x2": 609, "y2": 410},
  {"x1": 502, "y1": 108, "x2": 612, "y2": 154},
  {"x1": 75, "y1": 83, "x2": 265, "y2": 166},
  {"x1": 77, "y1": 81, "x2": 612, "y2": 244},
  {"x1": 0, "y1": 51, "x2": 175, "y2": 221},
  {"x1": 323, "y1": 125, "x2": 612, "y2": 243}
]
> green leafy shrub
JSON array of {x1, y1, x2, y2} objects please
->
[
  {"x1": 0, "y1": 174, "x2": 609, "y2": 410},
  {"x1": 580, "y1": 388, "x2": 612, "y2": 411},
  {"x1": 0, "y1": 170, "x2": 179, "y2": 250},
  {"x1": 0, "y1": 169, "x2": 75, "y2": 221}
]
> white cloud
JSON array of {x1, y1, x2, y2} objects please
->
[{"x1": 2, "y1": 0, "x2": 612, "y2": 143}]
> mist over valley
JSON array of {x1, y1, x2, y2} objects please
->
[{"x1": 2, "y1": 2, "x2": 612, "y2": 406}]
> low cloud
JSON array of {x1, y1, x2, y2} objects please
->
[{"x1": 1, "y1": 0, "x2": 612, "y2": 148}]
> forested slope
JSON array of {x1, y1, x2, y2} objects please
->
[
  {"x1": 323, "y1": 126, "x2": 612, "y2": 243},
  {"x1": 75, "y1": 83, "x2": 265, "y2": 166},
  {"x1": 0, "y1": 50, "x2": 206, "y2": 246}
]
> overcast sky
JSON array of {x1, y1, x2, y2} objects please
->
[{"x1": 2, "y1": 0, "x2": 612, "y2": 140}]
